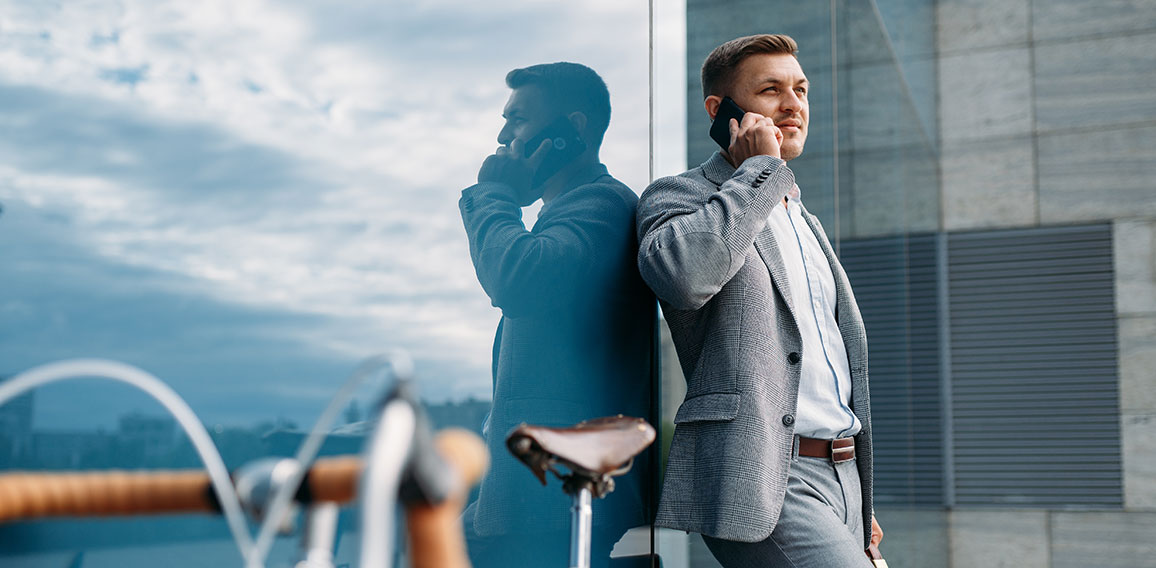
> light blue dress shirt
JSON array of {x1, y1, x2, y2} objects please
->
[{"x1": 766, "y1": 188, "x2": 861, "y2": 440}]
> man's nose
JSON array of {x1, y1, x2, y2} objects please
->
[
  {"x1": 497, "y1": 123, "x2": 514, "y2": 146},
  {"x1": 780, "y1": 90, "x2": 803, "y2": 115}
]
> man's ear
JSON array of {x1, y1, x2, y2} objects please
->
[
  {"x1": 567, "y1": 111, "x2": 588, "y2": 136},
  {"x1": 704, "y1": 95, "x2": 723, "y2": 121}
]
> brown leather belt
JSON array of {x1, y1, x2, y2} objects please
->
[{"x1": 797, "y1": 436, "x2": 855, "y2": 463}]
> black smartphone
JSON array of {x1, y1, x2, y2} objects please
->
[
  {"x1": 709, "y1": 96, "x2": 747, "y2": 150},
  {"x1": 522, "y1": 116, "x2": 587, "y2": 187}
]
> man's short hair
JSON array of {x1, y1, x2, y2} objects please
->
[
  {"x1": 701, "y1": 34, "x2": 799, "y2": 100},
  {"x1": 506, "y1": 62, "x2": 611, "y2": 147}
]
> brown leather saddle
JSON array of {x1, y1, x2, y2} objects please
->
[{"x1": 506, "y1": 416, "x2": 656, "y2": 498}]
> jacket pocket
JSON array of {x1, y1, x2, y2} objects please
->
[{"x1": 673, "y1": 392, "x2": 741, "y2": 424}]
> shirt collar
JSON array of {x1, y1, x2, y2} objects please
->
[
  {"x1": 540, "y1": 162, "x2": 611, "y2": 213},
  {"x1": 573, "y1": 162, "x2": 610, "y2": 187},
  {"x1": 558, "y1": 162, "x2": 609, "y2": 193}
]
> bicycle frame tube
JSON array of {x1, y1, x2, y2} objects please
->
[
  {"x1": 360, "y1": 398, "x2": 416, "y2": 568},
  {"x1": 297, "y1": 502, "x2": 340, "y2": 568},
  {"x1": 569, "y1": 488, "x2": 593, "y2": 568}
]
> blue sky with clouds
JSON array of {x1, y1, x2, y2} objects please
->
[{"x1": 0, "y1": 0, "x2": 685, "y2": 430}]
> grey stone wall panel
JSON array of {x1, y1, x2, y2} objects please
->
[
  {"x1": 850, "y1": 146, "x2": 939, "y2": 237},
  {"x1": 950, "y1": 510, "x2": 1049, "y2": 568},
  {"x1": 938, "y1": 47, "x2": 1033, "y2": 143},
  {"x1": 937, "y1": 0, "x2": 1030, "y2": 53},
  {"x1": 1052, "y1": 510, "x2": 1156, "y2": 566},
  {"x1": 850, "y1": 60, "x2": 937, "y2": 150},
  {"x1": 1034, "y1": 32, "x2": 1156, "y2": 134},
  {"x1": 941, "y1": 136, "x2": 1038, "y2": 230},
  {"x1": 1033, "y1": 0, "x2": 1156, "y2": 42},
  {"x1": 1038, "y1": 125, "x2": 1156, "y2": 223},
  {"x1": 1114, "y1": 219, "x2": 1156, "y2": 316},
  {"x1": 1123, "y1": 412, "x2": 1156, "y2": 510}
]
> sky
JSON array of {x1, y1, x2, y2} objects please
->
[{"x1": 0, "y1": 0, "x2": 686, "y2": 430}]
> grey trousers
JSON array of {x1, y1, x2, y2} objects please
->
[{"x1": 702, "y1": 455, "x2": 873, "y2": 568}]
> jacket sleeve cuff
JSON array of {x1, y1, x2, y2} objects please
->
[
  {"x1": 460, "y1": 182, "x2": 519, "y2": 213},
  {"x1": 726, "y1": 154, "x2": 795, "y2": 218}
]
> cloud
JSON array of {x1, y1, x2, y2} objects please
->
[
  {"x1": 0, "y1": 0, "x2": 675, "y2": 430},
  {"x1": 0, "y1": 82, "x2": 326, "y2": 206},
  {"x1": 99, "y1": 64, "x2": 148, "y2": 86},
  {"x1": 0, "y1": 197, "x2": 493, "y2": 429}
]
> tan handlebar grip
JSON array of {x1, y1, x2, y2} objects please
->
[
  {"x1": 407, "y1": 428, "x2": 490, "y2": 568},
  {"x1": 0, "y1": 427, "x2": 490, "y2": 537},
  {"x1": 432, "y1": 428, "x2": 489, "y2": 488},
  {"x1": 0, "y1": 470, "x2": 214, "y2": 522},
  {"x1": 306, "y1": 456, "x2": 362, "y2": 503}
]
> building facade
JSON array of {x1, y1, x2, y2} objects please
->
[{"x1": 670, "y1": 0, "x2": 1156, "y2": 566}]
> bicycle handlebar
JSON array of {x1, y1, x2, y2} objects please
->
[
  {"x1": 0, "y1": 469, "x2": 217, "y2": 522},
  {"x1": 0, "y1": 428, "x2": 487, "y2": 526}
]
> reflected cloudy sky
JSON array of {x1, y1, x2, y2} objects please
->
[{"x1": 0, "y1": 0, "x2": 685, "y2": 429}]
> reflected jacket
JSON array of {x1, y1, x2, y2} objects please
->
[{"x1": 460, "y1": 162, "x2": 655, "y2": 537}]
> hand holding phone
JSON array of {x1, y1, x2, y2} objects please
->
[
  {"x1": 710, "y1": 96, "x2": 747, "y2": 150},
  {"x1": 709, "y1": 96, "x2": 782, "y2": 164},
  {"x1": 477, "y1": 116, "x2": 587, "y2": 206},
  {"x1": 522, "y1": 116, "x2": 587, "y2": 188}
]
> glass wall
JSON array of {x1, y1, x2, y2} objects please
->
[
  {"x1": 665, "y1": 0, "x2": 1148, "y2": 566},
  {"x1": 0, "y1": 2, "x2": 657, "y2": 567},
  {"x1": 6, "y1": 0, "x2": 1149, "y2": 567}
]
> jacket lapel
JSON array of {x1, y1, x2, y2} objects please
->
[
  {"x1": 704, "y1": 150, "x2": 801, "y2": 328},
  {"x1": 754, "y1": 225, "x2": 800, "y2": 330},
  {"x1": 703, "y1": 151, "x2": 805, "y2": 333}
]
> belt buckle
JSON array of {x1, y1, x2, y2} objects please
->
[{"x1": 830, "y1": 439, "x2": 854, "y2": 463}]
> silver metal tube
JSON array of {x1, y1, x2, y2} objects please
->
[
  {"x1": 256, "y1": 351, "x2": 412, "y2": 567},
  {"x1": 0, "y1": 359, "x2": 256, "y2": 565},
  {"x1": 569, "y1": 488, "x2": 593, "y2": 568},
  {"x1": 360, "y1": 399, "x2": 416, "y2": 568},
  {"x1": 296, "y1": 502, "x2": 339, "y2": 568}
]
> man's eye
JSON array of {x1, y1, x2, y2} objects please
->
[
  {"x1": 795, "y1": 88, "x2": 807, "y2": 96},
  {"x1": 762, "y1": 87, "x2": 778, "y2": 94}
]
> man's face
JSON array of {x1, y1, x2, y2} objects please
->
[
  {"x1": 727, "y1": 53, "x2": 809, "y2": 160},
  {"x1": 498, "y1": 84, "x2": 551, "y2": 148}
]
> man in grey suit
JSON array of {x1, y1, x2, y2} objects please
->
[{"x1": 637, "y1": 34, "x2": 884, "y2": 566}]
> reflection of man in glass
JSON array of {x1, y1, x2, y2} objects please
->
[
  {"x1": 637, "y1": 35, "x2": 883, "y2": 567},
  {"x1": 459, "y1": 62, "x2": 653, "y2": 568}
]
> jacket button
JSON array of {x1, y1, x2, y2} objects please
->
[
  {"x1": 782, "y1": 414, "x2": 795, "y2": 426},
  {"x1": 787, "y1": 352, "x2": 801, "y2": 365}
]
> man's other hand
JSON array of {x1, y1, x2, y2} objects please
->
[
  {"x1": 477, "y1": 138, "x2": 551, "y2": 206},
  {"x1": 727, "y1": 111, "x2": 783, "y2": 164}
]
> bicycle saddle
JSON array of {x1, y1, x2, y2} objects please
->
[{"x1": 506, "y1": 416, "x2": 655, "y2": 498}]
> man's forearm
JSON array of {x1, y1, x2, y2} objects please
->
[
  {"x1": 459, "y1": 182, "x2": 532, "y2": 307},
  {"x1": 460, "y1": 182, "x2": 625, "y2": 316}
]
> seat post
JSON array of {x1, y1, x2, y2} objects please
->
[
  {"x1": 568, "y1": 487, "x2": 593, "y2": 568},
  {"x1": 296, "y1": 502, "x2": 338, "y2": 568}
]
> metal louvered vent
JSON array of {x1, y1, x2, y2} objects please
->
[
  {"x1": 841, "y1": 234, "x2": 944, "y2": 506},
  {"x1": 948, "y1": 224, "x2": 1121, "y2": 507}
]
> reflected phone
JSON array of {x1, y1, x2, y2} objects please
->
[
  {"x1": 522, "y1": 116, "x2": 587, "y2": 187},
  {"x1": 709, "y1": 96, "x2": 747, "y2": 150}
]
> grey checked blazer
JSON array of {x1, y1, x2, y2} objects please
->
[{"x1": 636, "y1": 151, "x2": 873, "y2": 546}]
